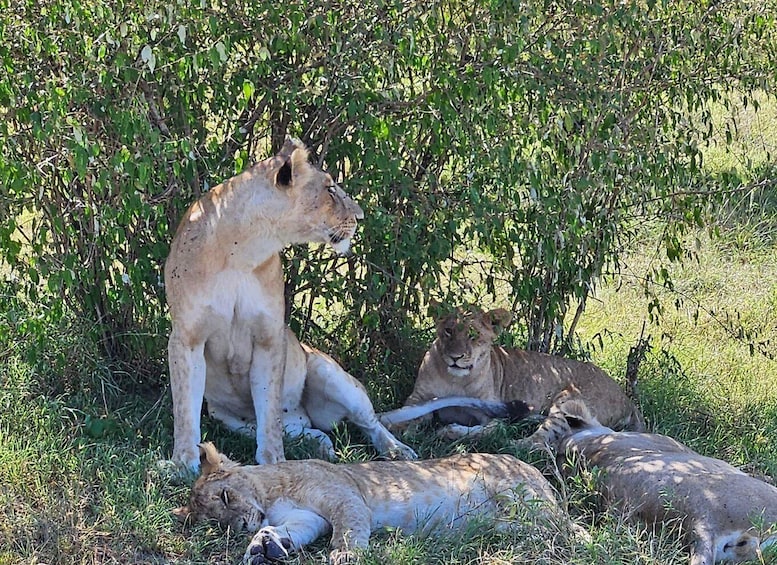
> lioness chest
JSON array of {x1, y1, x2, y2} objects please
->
[
  {"x1": 198, "y1": 261, "x2": 300, "y2": 419},
  {"x1": 202, "y1": 265, "x2": 284, "y2": 363}
]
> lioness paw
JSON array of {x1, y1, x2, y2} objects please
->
[
  {"x1": 154, "y1": 459, "x2": 199, "y2": 485},
  {"x1": 243, "y1": 528, "x2": 293, "y2": 564},
  {"x1": 389, "y1": 442, "x2": 418, "y2": 461}
]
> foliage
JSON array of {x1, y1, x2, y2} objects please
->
[{"x1": 1, "y1": 0, "x2": 776, "y2": 384}]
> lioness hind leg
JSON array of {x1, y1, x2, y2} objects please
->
[
  {"x1": 302, "y1": 351, "x2": 417, "y2": 460},
  {"x1": 205, "y1": 402, "x2": 257, "y2": 437}
]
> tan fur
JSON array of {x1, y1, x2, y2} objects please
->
[
  {"x1": 176, "y1": 442, "x2": 563, "y2": 564},
  {"x1": 543, "y1": 395, "x2": 777, "y2": 565},
  {"x1": 165, "y1": 139, "x2": 414, "y2": 469},
  {"x1": 401, "y1": 306, "x2": 644, "y2": 440}
]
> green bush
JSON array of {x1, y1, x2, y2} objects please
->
[{"x1": 1, "y1": 0, "x2": 775, "y2": 378}]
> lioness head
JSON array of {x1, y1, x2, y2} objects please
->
[
  {"x1": 274, "y1": 138, "x2": 364, "y2": 254},
  {"x1": 434, "y1": 306, "x2": 513, "y2": 378},
  {"x1": 173, "y1": 443, "x2": 265, "y2": 533}
]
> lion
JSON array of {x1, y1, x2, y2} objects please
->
[
  {"x1": 398, "y1": 306, "x2": 645, "y2": 442},
  {"x1": 541, "y1": 391, "x2": 777, "y2": 565},
  {"x1": 164, "y1": 138, "x2": 418, "y2": 469},
  {"x1": 174, "y1": 442, "x2": 563, "y2": 565}
]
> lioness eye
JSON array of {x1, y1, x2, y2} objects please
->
[
  {"x1": 220, "y1": 489, "x2": 230, "y2": 507},
  {"x1": 327, "y1": 185, "x2": 337, "y2": 195}
]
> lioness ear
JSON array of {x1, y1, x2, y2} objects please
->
[
  {"x1": 198, "y1": 442, "x2": 224, "y2": 476},
  {"x1": 427, "y1": 298, "x2": 447, "y2": 321},
  {"x1": 486, "y1": 308, "x2": 512, "y2": 332},
  {"x1": 564, "y1": 414, "x2": 588, "y2": 430},
  {"x1": 275, "y1": 138, "x2": 310, "y2": 188},
  {"x1": 276, "y1": 159, "x2": 292, "y2": 187}
]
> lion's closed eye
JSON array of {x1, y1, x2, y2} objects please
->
[{"x1": 220, "y1": 489, "x2": 230, "y2": 507}]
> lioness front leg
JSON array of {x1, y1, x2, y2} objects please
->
[
  {"x1": 169, "y1": 331, "x2": 207, "y2": 470},
  {"x1": 250, "y1": 338, "x2": 287, "y2": 464},
  {"x1": 327, "y1": 511, "x2": 371, "y2": 565}
]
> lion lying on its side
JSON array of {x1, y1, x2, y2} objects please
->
[
  {"x1": 175, "y1": 442, "x2": 563, "y2": 565},
  {"x1": 396, "y1": 305, "x2": 644, "y2": 442},
  {"x1": 542, "y1": 391, "x2": 777, "y2": 565}
]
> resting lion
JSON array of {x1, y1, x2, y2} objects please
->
[
  {"x1": 164, "y1": 139, "x2": 416, "y2": 469},
  {"x1": 175, "y1": 442, "x2": 563, "y2": 565},
  {"x1": 398, "y1": 306, "x2": 644, "y2": 441},
  {"x1": 543, "y1": 392, "x2": 777, "y2": 565}
]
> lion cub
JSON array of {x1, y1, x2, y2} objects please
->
[
  {"x1": 544, "y1": 393, "x2": 777, "y2": 565},
  {"x1": 176, "y1": 442, "x2": 562, "y2": 564},
  {"x1": 399, "y1": 305, "x2": 644, "y2": 441}
]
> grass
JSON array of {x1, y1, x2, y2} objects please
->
[
  {"x1": 2, "y1": 94, "x2": 777, "y2": 563},
  {"x1": 2, "y1": 223, "x2": 777, "y2": 565}
]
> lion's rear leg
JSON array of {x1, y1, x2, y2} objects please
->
[{"x1": 302, "y1": 351, "x2": 417, "y2": 460}]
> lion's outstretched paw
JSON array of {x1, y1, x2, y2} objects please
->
[
  {"x1": 437, "y1": 423, "x2": 478, "y2": 440},
  {"x1": 511, "y1": 436, "x2": 544, "y2": 453},
  {"x1": 243, "y1": 528, "x2": 293, "y2": 564}
]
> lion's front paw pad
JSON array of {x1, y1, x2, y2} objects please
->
[{"x1": 244, "y1": 529, "x2": 292, "y2": 564}]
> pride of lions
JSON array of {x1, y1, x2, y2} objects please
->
[{"x1": 167, "y1": 140, "x2": 776, "y2": 564}]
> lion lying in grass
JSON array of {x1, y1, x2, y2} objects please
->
[
  {"x1": 175, "y1": 442, "x2": 563, "y2": 564},
  {"x1": 543, "y1": 391, "x2": 777, "y2": 565},
  {"x1": 398, "y1": 305, "x2": 644, "y2": 441}
]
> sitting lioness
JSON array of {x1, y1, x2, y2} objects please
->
[
  {"x1": 175, "y1": 442, "x2": 563, "y2": 565},
  {"x1": 398, "y1": 305, "x2": 644, "y2": 441},
  {"x1": 543, "y1": 392, "x2": 777, "y2": 565},
  {"x1": 164, "y1": 138, "x2": 416, "y2": 469}
]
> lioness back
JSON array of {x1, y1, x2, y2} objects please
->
[{"x1": 406, "y1": 306, "x2": 644, "y2": 432}]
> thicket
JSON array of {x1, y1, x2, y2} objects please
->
[{"x1": 1, "y1": 0, "x2": 775, "y2": 382}]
